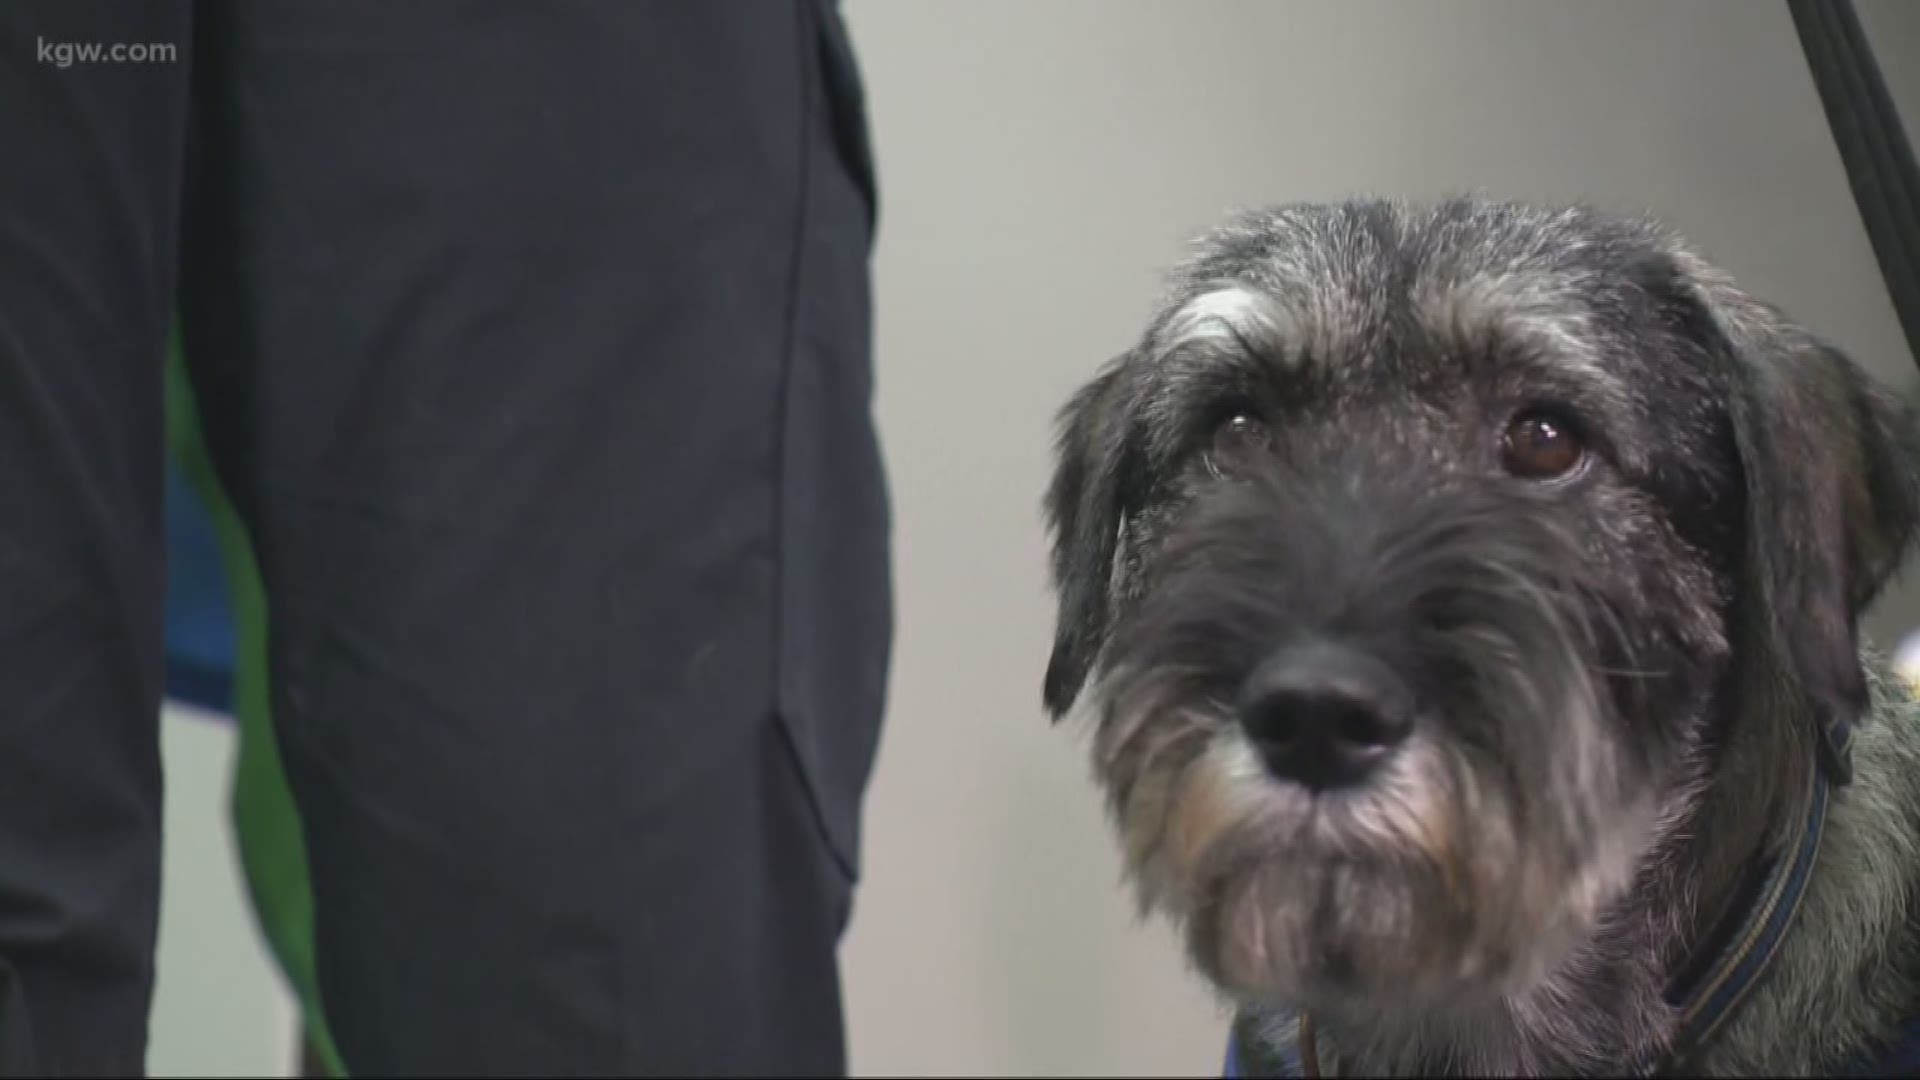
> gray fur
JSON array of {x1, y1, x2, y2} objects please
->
[{"x1": 1041, "y1": 197, "x2": 1920, "y2": 1076}]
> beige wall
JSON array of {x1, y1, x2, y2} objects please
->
[{"x1": 836, "y1": 2, "x2": 1920, "y2": 1075}]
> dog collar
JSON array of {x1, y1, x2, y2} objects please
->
[
  {"x1": 1648, "y1": 762, "x2": 1831, "y2": 1074},
  {"x1": 1224, "y1": 764, "x2": 1833, "y2": 1079}
]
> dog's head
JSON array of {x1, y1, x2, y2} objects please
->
[{"x1": 1042, "y1": 198, "x2": 1920, "y2": 1019}]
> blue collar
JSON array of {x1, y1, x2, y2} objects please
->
[{"x1": 1226, "y1": 765, "x2": 1837, "y2": 1078}]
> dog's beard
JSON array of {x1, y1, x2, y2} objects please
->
[
  {"x1": 1089, "y1": 481, "x2": 1674, "y2": 1021},
  {"x1": 1098, "y1": 703, "x2": 1659, "y2": 1018}
]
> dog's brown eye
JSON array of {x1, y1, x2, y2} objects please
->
[
  {"x1": 1208, "y1": 413, "x2": 1270, "y2": 475},
  {"x1": 1501, "y1": 409, "x2": 1585, "y2": 480}
]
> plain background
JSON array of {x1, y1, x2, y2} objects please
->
[{"x1": 147, "y1": 2, "x2": 1920, "y2": 1075}]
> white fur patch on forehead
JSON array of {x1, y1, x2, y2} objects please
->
[{"x1": 1154, "y1": 284, "x2": 1292, "y2": 364}]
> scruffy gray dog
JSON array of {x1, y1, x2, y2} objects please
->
[{"x1": 1041, "y1": 197, "x2": 1920, "y2": 1077}]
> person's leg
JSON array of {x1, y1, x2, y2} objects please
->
[
  {"x1": 178, "y1": 2, "x2": 890, "y2": 1074},
  {"x1": 0, "y1": 5, "x2": 190, "y2": 1074}
]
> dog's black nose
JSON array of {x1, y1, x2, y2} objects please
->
[{"x1": 1237, "y1": 643, "x2": 1414, "y2": 789}]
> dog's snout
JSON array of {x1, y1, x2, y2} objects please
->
[{"x1": 1237, "y1": 642, "x2": 1413, "y2": 789}]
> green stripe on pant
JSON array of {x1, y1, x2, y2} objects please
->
[{"x1": 166, "y1": 336, "x2": 346, "y2": 1078}]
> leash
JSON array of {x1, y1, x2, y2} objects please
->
[
  {"x1": 1225, "y1": 762, "x2": 1834, "y2": 1078},
  {"x1": 1789, "y1": 0, "x2": 1920, "y2": 379}
]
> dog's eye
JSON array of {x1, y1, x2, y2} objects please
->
[
  {"x1": 1207, "y1": 413, "x2": 1270, "y2": 477},
  {"x1": 1501, "y1": 409, "x2": 1585, "y2": 480}
]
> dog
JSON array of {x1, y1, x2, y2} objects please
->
[{"x1": 1040, "y1": 197, "x2": 1920, "y2": 1077}]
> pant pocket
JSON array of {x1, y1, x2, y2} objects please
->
[{"x1": 772, "y1": 0, "x2": 892, "y2": 886}]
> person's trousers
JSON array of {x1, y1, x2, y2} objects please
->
[{"x1": 0, "y1": 2, "x2": 893, "y2": 1075}]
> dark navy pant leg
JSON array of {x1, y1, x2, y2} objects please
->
[
  {"x1": 0, "y1": 5, "x2": 190, "y2": 1074},
  {"x1": 178, "y1": 2, "x2": 890, "y2": 1074}
]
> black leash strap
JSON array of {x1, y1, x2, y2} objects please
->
[{"x1": 1789, "y1": 0, "x2": 1920, "y2": 372}]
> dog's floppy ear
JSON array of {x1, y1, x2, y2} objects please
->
[
  {"x1": 1679, "y1": 255, "x2": 1920, "y2": 782},
  {"x1": 1043, "y1": 355, "x2": 1137, "y2": 720}
]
